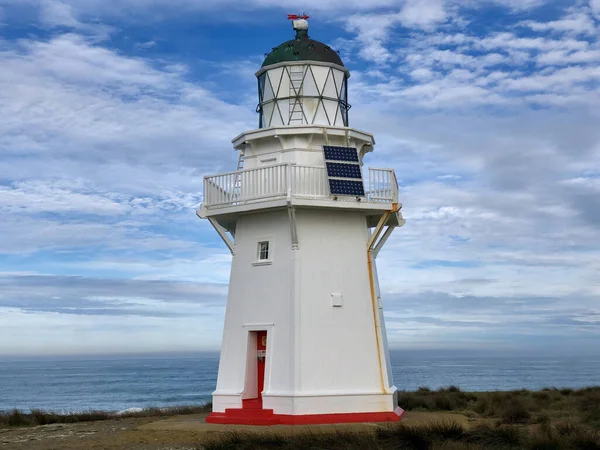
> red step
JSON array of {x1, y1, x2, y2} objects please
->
[
  {"x1": 242, "y1": 398, "x2": 263, "y2": 409},
  {"x1": 224, "y1": 408, "x2": 274, "y2": 418},
  {"x1": 205, "y1": 406, "x2": 405, "y2": 426},
  {"x1": 208, "y1": 409, "x2": 279, "y2": 425}
]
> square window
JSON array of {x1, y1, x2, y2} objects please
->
[{"x1": 258, "y1": 241, "x2": 270, "y2": 261}]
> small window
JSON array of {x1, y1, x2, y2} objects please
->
[{"x1": 258, "y1": 241, "x2": 270, "y2": 261}]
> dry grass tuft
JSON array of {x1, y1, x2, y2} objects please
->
[{"x1": 0, "y1": 403, "x2": 212, "y2": 428}]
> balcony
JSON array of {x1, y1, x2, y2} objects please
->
[{"x1": 200, "y1": 164, "x2": 399, "y2": 219}]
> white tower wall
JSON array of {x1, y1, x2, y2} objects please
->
[
  {"x1": 212, "y1": 210, "x2": 294, "y2": 412},
  {"x1": 212, "y1": 208, "x2": 397, "y2": 416}
]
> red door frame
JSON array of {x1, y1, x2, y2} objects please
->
[{"x1": 256, "y1": 330, "x2": 267, "y2": 400}]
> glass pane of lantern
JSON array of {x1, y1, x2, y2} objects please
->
[
  {"x1": 258, "y1": 73, "x2": 266, "y2": 103},
  {"x1": 286, "y1": 65, "x2": 305, "y2": 97},
  {"x1": 333, "y1": 69, "x2": 345, "y2": 97},
  {"x1": 303, "y1": 97, "x2": 319, "y2": 124},
  {"x1": 323, "y1": 99, "x2": 338, "y2": 126},
  {"x1": 270, "y1": 101, "x2": 285, "y2": 126},
  {"x1": 263, "y1": 73, "x2": 275, "y2": 102},
  {"x1": 269, "y1": 67, "x2": 285, "y2": 98},
  {"x1": 322, "y1": 69, "x2": 338, "y2": 99},
  {"x1": 310, "y1": 65, "x2": 329, "y2": 95},
  {"x1": 313, "y1": 100, "x2": 328, "y2": 125},
  {"x1": 303, "y1": 67, "x2": 320, "y2": 97},
  {"x1": 333, "y1": 105, "x2": 343, "y2": 126},
  {"x1": 262, "y1": 102, "x2": 275, "y2": 127},
  {"x1": 279, "y1": 99, "x2": 291, "y2": 124}
]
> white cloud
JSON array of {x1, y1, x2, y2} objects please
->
[
  {"x1": 39, "y1": 0, "x2": 80, "y2": 27},
  {"x1": 522, "y1": 10, "x2": 597, "y2": 35},
  {"x1": 1, "y1": 0, "x2": 600, "y2": 355},
  {"x1": 537, "y1": 49, "x2": 600, "y2": 66},
  {"x1": 344, "y1": 13, "x2": 399, "y2": 64},
  {"x1": 399, "y1": 0, "x2": 447, "y2": 29},
  {"x1": 0, "y1": 33, "x2": 251, "y2": 170},
  {"x1": 486, "y1": 0, "x2": 546, "y2": 11}
]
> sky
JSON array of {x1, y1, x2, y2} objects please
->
[{"x1": 0, "y1": 0, "x2": 599, "y2": 357}]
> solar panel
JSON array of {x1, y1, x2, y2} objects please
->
[
  {"x1": 329, "y1": 179, "x2": 365, "y2": 197},
  {"x1": 325, "y1": 162, "x2": 363, "y2": 179},
  {"x1": 323, "y1": 145, "x2": 359, "y2": 162},
  {"x1": 323, "y1": 145, "x2": 365, "y2": 197}
]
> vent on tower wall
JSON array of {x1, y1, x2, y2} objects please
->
[{"x1": 323, "y1": 146, "x2": 365, "y2": 197}]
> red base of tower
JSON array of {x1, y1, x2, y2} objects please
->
[{"x1": 206, "y1": 400, "x2": 404, "y2": 426}]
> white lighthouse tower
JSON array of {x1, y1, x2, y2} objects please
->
[{"x1": 198, "y1": 16, "x2": 405, "y2": 425}]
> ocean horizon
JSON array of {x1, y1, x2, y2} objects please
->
[{"x1": 1, "y1": 350, "x2": 599, "y2": 413}]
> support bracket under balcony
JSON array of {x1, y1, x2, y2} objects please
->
[
  {"x1": 373, "y1": 225, "x2": 395, "y2": 259},
  {"x1": 368, "y1": 204, "x2": 403, "y2": 259},
  {"x1": 207, "y1": 217, "x2": 235, "y2": 255}
]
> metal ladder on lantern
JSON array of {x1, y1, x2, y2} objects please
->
[{"x1": 289, "y1": 66, "x2": 304, "y2": 125}]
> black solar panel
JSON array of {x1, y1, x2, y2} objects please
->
[
  {"x1": 323, "y1": 146, "x2": 359, "y2": 162},
  {"x1": 326, "y1": 162, "x2": 363, "y2": 179},
  {"x1": 329, "y1": 179, "x2": 365, "y2": 196}
]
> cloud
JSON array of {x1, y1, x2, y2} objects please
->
[
  {"x1": 1, "y1": 0, "x2": 600, "y2": 356},
  {"x1": 399, "y1": 0, "x2": 448, "y2": 29},
  {"x1": 39, "y1": 0, "x2": 80, "y2": 27},
  {"x1": 486, "y1": 0, "x2": 547, "y2": 11},
  {"x1": 521, "y1": 9, "x2": 597, "y2": 35},
  {"x1": 0, "y1": 274, "x2": 229, "y2": 354},
  {"x1": 38, "y1": 0, "x2": 114, "y2": 39},
  {"x1": 0, "y1": 33, "x2": 251, "y2": 173},
  {"x1": 344, "y1": 13, "x2": 400, "y2": 64}
]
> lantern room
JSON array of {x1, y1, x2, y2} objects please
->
[{"x1": 257, "y1": 18, "x2": 350, "y2": 128}]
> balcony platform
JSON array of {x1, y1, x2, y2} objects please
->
[{"x1": 198, "y1": 163, "x2": 402, "y2": 229}]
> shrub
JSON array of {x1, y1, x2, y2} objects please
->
[
  {"x1": 432, "y1": 443, "x2": 488, "y2": 450},
  {"x1": 499, "y1": 398, "x2": 532, "y2": 424},
  {"x1": 467, "y1": 424, "x2": 522, "y2": 448},
  {"x1": 398, "y1": 388, "x2": 475, "y2": 413},
  {"x1": 378, "y1": 424, "x2": 432, "y2": 450},
  {"x1": 526, "y1": 434, "x2": 562, "y2": 450},
  {"x1": 423, "y1": 421, "x2": 466, "y2": 441},
  {"x1": 203, "y1": 431, "x2": 383, "y2": 450},
  {"x1": 6, "y1": 410, "x2": 29, "y2": 427},
  {"x1": 0, "y1": 403, "x2": 212, "y2": 428},
  {"x1": 434, "y1": 395, "x2": 454, "y2": 411}
]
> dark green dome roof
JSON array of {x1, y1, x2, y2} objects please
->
[{"x1": 262, "y1": 28, "x2": 344, "y2": 68}]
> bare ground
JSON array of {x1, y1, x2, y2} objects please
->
[{"x1": 0, "y1": 411, "x2": 471, "y2": 450}]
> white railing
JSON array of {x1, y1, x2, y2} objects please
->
[
  {"x1": 367, "y1": 168, "x2": 398, "y2": 204},
  {"x1": 203, "y1": 164, "x2": 398, "y2": 208}
]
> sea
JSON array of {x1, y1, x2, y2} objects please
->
[{"x1": 1, "y1": 351, "x2": 599, "y2": 413}]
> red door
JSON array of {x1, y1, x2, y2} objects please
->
[{"x1": 256, "y1": 331, "x2": 267, "y2": 399}]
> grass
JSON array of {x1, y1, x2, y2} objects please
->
[
  {"x1": 3, "y1": 387, "x2": 600, "y2": 450},
  {"x1": 200, "y1": 386, "x2": 600, "y2": 450},
  {"x1": 0, "y1": 403, "x2": 212, "y2": 428},
  {"x1": 398, "y1": 386, "x2": 600, "y2": 427},
  {"x1": 202, "y1": 421, "x2": 600, "y2": 450}
]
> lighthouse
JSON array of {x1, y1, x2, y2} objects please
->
[{"x1": 197, "y1": 16, "x2": 405, "y2": 425}]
